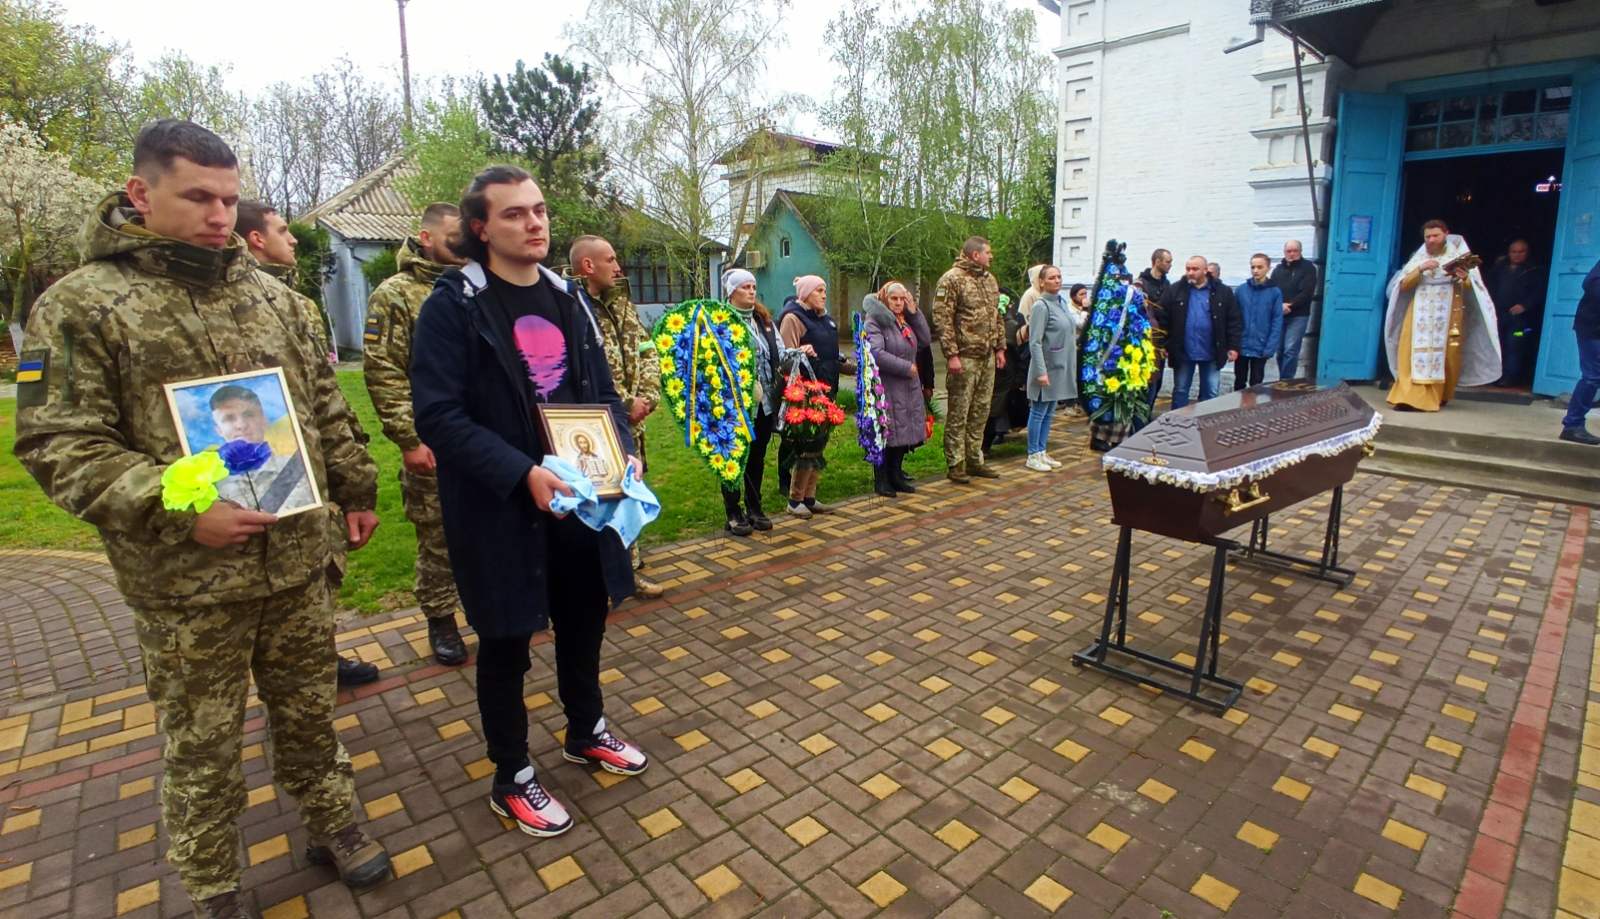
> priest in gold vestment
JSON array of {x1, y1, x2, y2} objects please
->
[{"x1": 1384, "y1": 220, "x2": 1501, "y2": 411}]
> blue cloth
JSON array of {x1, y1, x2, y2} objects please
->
[
  {"x1": 1183, "y1": 286, "x2": 1213, "y2": 361},
  {"x1": 1170, "y1": 359, "x2": 1219, "y2": 409},
  {"x1": 542, "y1": 455, "x2": 661, "y2": 548},
  {"x1": 1233, "y1": 279, "x2": 1283, "y2": 358},
  {"x1": 1562, "y1": 334, "x2": 1600, "y2": 431},
  {"x1": 1277, "y1": 313, "x2": 1310, "y2": 379},
  {"x1": 1027, "y1": 399, "x2": 1057, "y2": 454}
]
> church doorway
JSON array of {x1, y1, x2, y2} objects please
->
[{"x1": 1392, "y1": 147, "x2": 1565, "y2": 394}]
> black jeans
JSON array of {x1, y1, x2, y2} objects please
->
[
  {"x1": 1234, "y1": 355, "x2": 1268, "y2": 391},
  {"x1": 475, "y1": 516, "x2": 611, "y2": 781},
  {"x1": 724, "y1": 409, "x2": 776, "y2": 516}
]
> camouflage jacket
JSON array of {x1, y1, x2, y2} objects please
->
[
  {"x1": 363, "y1": 238, "x2": 447, "y2": 450},
  {"x1": 259, "y1": 261, "x2": 336, "y2": 360},
  {"x1": 932, "y1": 257, "x2": 1003, "y2": 358},
  {"x1": 13, "y1": 193, "x2": 377, "y2": 607},
  {"x1": 568, "y1": 276, "x2": 660, "y2": 433}
]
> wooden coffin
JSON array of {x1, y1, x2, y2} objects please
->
[{"x1": 1103, "y1": 382, "x2": 1380, "y2": 544}]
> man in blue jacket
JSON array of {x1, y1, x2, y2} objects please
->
[
  {"x1": 1156, "y1": 256, "x2": 1242, "y2": 408},
  {"x1": 410, "y1": 165, "x2": 649, "y2": 839},
  {"x1": 1234, "y1": 253, "x2": 1284, "y2": 390},
  {"x1": 1560, "y1": 256, "x2": 1600, "y2": 445}
]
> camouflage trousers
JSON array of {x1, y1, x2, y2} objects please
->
[
  {"x1": 402, "y1": 469, "x2": 460, "y2": 620},
  {"x1": 133, "y1": 576, "x2": 355, "y2": 900},
  {"x1": 943, "y1": 353, "x2": 995, "y2": 468}
]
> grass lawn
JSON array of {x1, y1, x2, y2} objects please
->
[{"x1": 1, "y1": 370, "x2": 1029, "y2": 613}]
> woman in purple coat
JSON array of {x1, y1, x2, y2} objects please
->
[{"x1": 863, "y1": 281, "x2": 932, "y2": 496}]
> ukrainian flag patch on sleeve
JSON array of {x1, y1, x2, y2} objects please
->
[
  {"x1": 16, "y1": 350, "x2": 47, "y2": 408},
  {"x1": 363, "y1": 314, "x2": 382, "y2": 343}
]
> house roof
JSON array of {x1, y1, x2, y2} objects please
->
[
  {"x1": 715, "y1": 129, "x2": 847, "y2": 167},
  {"x1": 749, "y1": 189, "x2": 987, "y2": 261},
  {"x1": 301, "y1": 155, "x2": 420, "y2": 242}
]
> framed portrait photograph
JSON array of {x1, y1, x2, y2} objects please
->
[
  {"x1": 538, "y1": 404, "x2": 628, "y2": 499},
  {"x1": 162, "y1": 367, "x2": 324, "y2": 518}
]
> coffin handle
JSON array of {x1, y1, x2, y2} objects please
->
[{"x1": 1217, "y1": 482, "x2": 1270, "y2": 514}]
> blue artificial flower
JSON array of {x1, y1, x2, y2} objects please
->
[
  {"x1": 1081, "y1": 366, "x2": 1095, "y2": 382},
  {"x1": 1085, "y1": 338, "x2": 1101, "y2": 353},
  {"x1": 1089, "y1": 397, "x2": 1102, "y2": 410},
  {"x1": 218, "y1": 439, "x2": 273, "y2": 476}
]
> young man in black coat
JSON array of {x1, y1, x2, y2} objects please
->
[
  {"x1": 1156, "y1": 256, "x2": 1242, "y2": 408},
  {"x1": 410, "y1": 165, "x2": 648, "y2": 839}
]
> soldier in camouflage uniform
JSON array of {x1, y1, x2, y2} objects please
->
[
  {"x1": 13, "y1": 121, "x2": 391, "y2": 919},
  {"x1": 238, "y1": 199, "x2": 381, "y2": 686},
  {"x1": 565, "y1": 235, "x2": 666, "y2": 599},
  {"x1": 362, "y1": 204, "x2": 472, "y2": 663},
  {"x1": 933, "y1": 236, "x2": 1006, "y2": 483}
]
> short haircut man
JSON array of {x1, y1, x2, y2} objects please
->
[
  {"x1": 1152, "y1": 248, "x2": 1171, "y2": 267},
  {"x1": 962, "y1": 236, "x2": 990, "y2": 258},
  {"x1": 421, "y1": 201, "x2": 460, "y2": 226},
  {"x1": 133, "y1": 118, "x2": 239, "y2": 179},
  {"x1": 234, "y1": 200, "x2": 275, "y2": 241}
]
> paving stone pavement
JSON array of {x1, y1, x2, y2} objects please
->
[{"x1": 0, "y1": 439, "x2": 1596, "y2": 919}]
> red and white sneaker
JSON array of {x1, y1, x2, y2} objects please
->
[
  {"x1": 488, "y1": 767, "x2": 572, "y2": 837},
  {"x1": 563, "y1": 722, "x2": 649, "y2": 776}
]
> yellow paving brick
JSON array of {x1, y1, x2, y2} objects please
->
[
  {"x1": 1237, "y1": 821, "x2": 1280, "y2": 850},
  {"x1": 1370, "y1": 650, "x2": 1400, "y2": 666},
  {"x1": 1560, "y1": 864, "x2": 1600, "y2": 916},
  {"x1": 999, "y1": 776, "x2": 1038, "y2": 803},
  {"x1": 117, "y1": 824, "x2": 156, "y2": 850},
  {"x1": 700, "y1": 671, "x2": 731, "y2": 688},
  {"x1": 1024, "y1": 875, "x2": 1074, "y2": 911},
  {"x1": 21, "y1": 741, "x2": 87, "y2": 772},
  {"x1": 261, "y1": 896, "x2": 309, "y2": 919},
  {"x1": 538, "y1": 854, "x2": 583, "y2": 891},
  {"x1": 858, "y1": 871, "x2": 907, "y2": 908},
  {"x1": 437, "y1": 719, "x2": 471, "y2": 741},
  {"x1": 1029, "y1": 677, "x2": 1061, "y2": 696},
  {"x1": 1303, "y1": 737, "x2": 1340, "y2": 759},
  {"x1": 694, "y1": 864, "x2": 741, "y2": 901},
  {"x1": 920, "y1": 675, "x2": 951, "y2": 693},
  {"x1": 861, "y1": 772, "x2": 900, "y2": 800},
  {"x1": 1180, "y1": 739, "x2": 1215, "y2": 762},
  {"x1": 1426, "y1": 735, "x2": 1464, "y2": 758},
  {"x1": 1, "y1": 808, "x2": 40, "y2": 834},
  {"x1": 936, "y1": 819, "x2": 979, "y2": 851},
  {"x1": 115, "y1": 880, "x2": 160, "y2": 914},
  {"x1": 1468, "y1": 649, "x2": 1499, "y2": 666},
  {"x1": 1354, "y1": 872, "x2": 1403, "y2": 910},
  {"x1": 1329, "y1": 703, "x2": 1364, "y2": 723},
  {"x1": 1564, "y1": 829, "x2": 1600, "y2": 872},
  {"x1": 1405, "y1": 773, "x2": 1447, "y2": 801},
  {"x1": 719, "y1": 626, "x2": 749, "y2": 640},
  {"x1": 725, "y1": 768, "x2": 766, "y2": 794},
  {"x1": 863, "y1": 702, "x2": 898, "y2": 723},
  {"x1": 661, "y1": 646, "x2": 688, "y2": 661},
  {"x1": 926, "y1": 737, "x2": 963, "y2": 761},
  {"x1": 1273, "y1": 775, "x2": 1312, "y2": 802},
  {"x1": 365, "y1": 793, "x2": 404, "y2": 820},
  {"x1": 1138, "y1": 779, "x2": 1176, "y2": 804},
  {"x1": 1442, "y1": 703, "x2": 1478, "y2": 725},
  {"x1": 1272, "y1": 650, "x2": 1303, "y2": 667},
  {"x1": 632, "y1": 696, "x2": 665, "y2": 716},
  {"x1": 1572, "y1": 799, "x2": 1600, "y2": 841},
  {"x1": 89, "y1": 724, "x2": 157, "y2": 753},
  {"x1": 1053, "y1": 737, "x2": 1090, "y2": 762},
  {"x1": 785, "y1": 815, "x2": 829, "y2": 846},
  {"x1": 746, "y1": 700, "x2": 779, "y2": 719},
  {"x1": 815, "y1": 627, "x2": 843, "y2": 641},
  {"x1": 247, "y1": 784, "x2": 277, "y2": 808},
  {"x1": 761, "y1": 648, "x2": 792, "y2": 663},
  {"x1": 118, "y1": 776, "x2": 155, "y2": 800},
  {"x1": 810, "y1": 674, "x2": 842, "y2": 691},
  {"x1": 1087, "y1": 821, "x2": 1130, "y2": 853},
  {"x1": 968, "y1": 650, "x2": 998, "y2": 666},
  {"x1": 1191, "y1": 873, "x2": 1239, "y2": 912},
  {"x1": 638, "y1": 808, "x2": 682, "y2": 839},
  {"x1": 1246, "y1": 677, "x2": 1277, "y2": 695},
  {"x1": 464, "y1": 758, "x2": 494, "y2": 781},
  {"x1": 248, "y1": 833, "x2": 290, "y2": 865},
  {"x1": 799, "y1": 733, "x2": 836, "y2": 756},
  {"x1": 1351, "y1": 675, "x2": 1384, "y2": 693},
  {"x1": 1099, "y1": 706, "x2": 1133, "y2": 726},
  {"x1": 412, "y1": 687, "x2": 446, "y2": 706},
  {"x1": 1383, "y1": 819, "x2": 1428, "y2": 851},
  {"x1": 982, "y1": 706, "x2": 1016, "y2": 726},
  {"x1": 61, "y1": 699, "x2": 94, "y2": 724},
  {"x1": 524, "y1": 691, "x2": 552, "y2": 710}
]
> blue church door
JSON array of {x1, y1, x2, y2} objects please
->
[{"x1": 1534, "y1": 65, "x2": 1600, "y2": 397}]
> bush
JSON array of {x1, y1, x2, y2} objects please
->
[
  {"x1": 289, "y1": 222, "x2": 334, "y2": 306},
  {"x1": 363, "y1": 247, "x2": 398, "y2": 289}
]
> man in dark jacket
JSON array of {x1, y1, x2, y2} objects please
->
[
  {"x1": 1486, "y1": 239, "x2": 1546, "y2": 386},
  {"x1": 1138, "y1": 248, "x2": 1172, "y2": 411},
  {"x1": 1270, "y1": 240, "x2": 1318, "y2": 379},
  {"x1": 1559, "y1": 256, "x2": 1600, "y2": 445},
  {"x1": 1156, "y1": 256, "x2": 1242, "y2": 408},
  {"x1": 411, "y1": 165, "x2": 648, "y2": 840}
]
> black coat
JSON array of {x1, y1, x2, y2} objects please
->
[
  {"x1": 1486, "y1": 259, "x2": 1546, "y2": 322},
  {"x1": 1156, "y1": 278, "x2": 1243, "y2": 364},
  {"x1": 410, "y1": 262, "x2": 635, "y2": 639},
  {"x1": 1577, "y1": 258, "x2": 1600, "y2": 339},
  {"x1": 1269, "y1": 259, "x2": 1318, "y2": 318}
]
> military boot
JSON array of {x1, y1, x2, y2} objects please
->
[
  {"x1": 428, "y1": 616, "x2": 468, "y2": 666},
  {"x1": 337, "y1": 656, "x2": 379, "y2": 687},
  {"x1": 966, "y1": 458, "x2": 1001, "y2": 479},
  {"x1": 633, "y1": 574, "x2": 666, "y2": 599},
  {"x1": 307, "y1": 824, "x2": 392, "y2": 889},
  {"x1": 195, "y1": 891, "x2": 255, "y2": 919},
  {"x1": 947, "y1": 462, "x2": 971, "y2": 484}
]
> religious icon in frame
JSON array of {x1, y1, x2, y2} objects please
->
[{"x1": 537, "y1": 404, "x2": 628, "y2": 499}]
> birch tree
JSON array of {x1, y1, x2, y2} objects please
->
[{"x1": 0, "y1": 120, "x2": 103, "y2": 347}]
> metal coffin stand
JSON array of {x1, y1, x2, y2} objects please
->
[{"x1": 1071, "y1": 383, "x2": 1378, "y2": 713}]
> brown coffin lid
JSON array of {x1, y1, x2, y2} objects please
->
[{"x1": 1107, "y1": 382, "x2": 1378, "y2": 477}]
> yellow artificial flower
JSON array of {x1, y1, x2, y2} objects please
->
[
  {"x1": 665, "y1": 378, "x2": 684, "y2": 397},
  {"x1": 712, "y1": 404, "x2": 726, "y2": 419},
  {"x1": 665, "y1": 314, "x2": 687, "y2": 333},
  {"x1": 738, "y1": 369, "x2": 753, "y2": 387},
  {"x1": 1105, "y1": 376, "x2": 1123, "y2": 393},
  {"x1": 659, "y1": 356, "x2": 675, "y2": 374},
  {"x1": 654, "y1": 334, "x2": 674, "y2": 352},
  {"x1": 736, "y1": 348, "x2": 751, "y2": 364},
  {"x1": 160, "y1": 451, "x2": 228, "y2": 513},
  {"x1": 711, "y1": 309, "x2": 731, "y2": 324},
  {"x1": 673, "y1": 404, "x2": 686, "y2": 420},
  {"x1": 728, "y1": 325, "x2": 746, "y2": 343}
]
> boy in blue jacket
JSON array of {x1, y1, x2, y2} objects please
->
[{"x1": 1234, "y1": 253, "x2": 1284, "y2": 390}]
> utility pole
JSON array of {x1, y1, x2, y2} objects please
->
[{"x1": 397, "y1": 0, "x2": 414, "y2": 131}]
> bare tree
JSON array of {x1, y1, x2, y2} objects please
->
[
  {"x1": 318, "y1": 61, "x2": 405, "y2": 180},
  {"x1": 567, "y1": 0, "x2": 793, "y2": 295}
]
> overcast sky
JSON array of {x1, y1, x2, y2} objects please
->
[{"x1": 56, "y1": 0, "x2": 1061, "y2": 137}]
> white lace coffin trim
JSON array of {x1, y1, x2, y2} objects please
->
[{"x1": 1102, "y1": 413, "x2": 1383, "y2": 493}]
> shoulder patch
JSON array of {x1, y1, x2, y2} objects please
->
[
  {"x1": 363, "y1": 314, "x2": 382, "y2": 343},
  {"x1": 16, "y1": 350, "x2": 48, "y2": 409},
  {"x1": 935, "y1": 285, "x2": 948, "y2": 299}
]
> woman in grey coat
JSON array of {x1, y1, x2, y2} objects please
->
[
  {"x1": 1025, "y1": 265, "x2": 1084, "y2": 471},
  {"x1": 863, "y1": 282, "x2": 932, "y2": 496}
]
